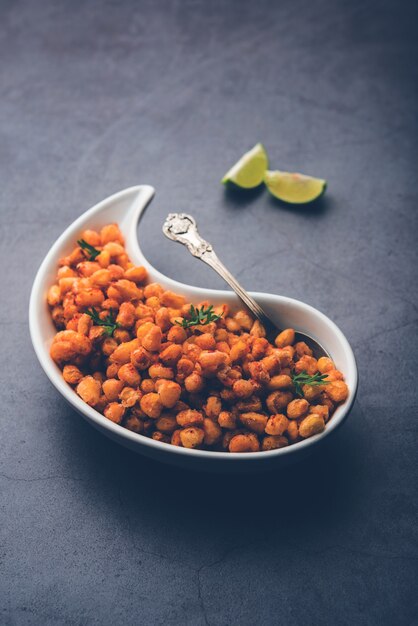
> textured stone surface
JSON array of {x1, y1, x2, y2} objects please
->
[{"x1": 1, "y1": 0, "x2": 417, "y2": 624}]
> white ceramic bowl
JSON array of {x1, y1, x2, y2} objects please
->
[{"x1": 29, "y1": 185, "x2": 358, "y2": 472}]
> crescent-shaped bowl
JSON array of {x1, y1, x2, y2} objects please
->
[{"x1": 29, "y1": 185, "x2": 358, "y2": 472}]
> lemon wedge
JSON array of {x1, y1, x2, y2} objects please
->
[
  {"x1": 222, "y1": 143, "x2": 268, "y2": 189},
  {"x1": 264, "y1": 170, "x2": 327, "y2": 204}
]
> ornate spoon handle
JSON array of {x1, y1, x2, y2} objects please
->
[{"x1": 162, "y1": 213, "x2": 277, "y2": 335}]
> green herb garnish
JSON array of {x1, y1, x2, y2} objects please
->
[
  {"x1": 175, "y1": 304, "x2": 222, "y2": 329},
  {"x1": 77, "y1": 239, "x2": 101, "y2": 261},
  {"x1": 291, "y1": 371, "x2": 329, "y2": 397},
  {"x1": 86, "y1": 307, "x2": 119, "y2": 336}
]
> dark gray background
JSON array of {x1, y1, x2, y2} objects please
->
[{"x1": 1, "y1": 0, "x2": 417, "y2": 624}]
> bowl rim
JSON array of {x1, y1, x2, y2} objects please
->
[{"x1": 29, "y1": 186, "x2": 358, "y2": 463}]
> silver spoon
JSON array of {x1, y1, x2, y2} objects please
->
[{"x1": 163, "y1": 213, "x2": 329, "y2": 358}]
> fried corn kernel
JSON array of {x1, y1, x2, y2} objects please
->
[
  {"x1": 325, "y1": 380, "x2": 349, "y2": 403},
  {"x1": 265, "y1": 414, "x2": 289, "y2": 436},
  {"x1": 317, "y1": 356, "x2": 335, "y2": 374},
  {"x1": 124, "y1": 266, "x2": 147, "y2": 284},
  {"x1": 140, "y1": 393, "x2": 163, "y2": 419},
  {"x1": 274, "y1": 328, "x2": 295, "y2": 348},
  {"x1": 268, "y1": 374, "x2": 292, "y2": 391},
  {"x1": 62, "y1": 364, "x2": 83, "y2": 385},
  {"x1": 102, "y1": 378, "x2": 124, "y2": 402},
  {"x1": 299, "y1": 414, "x2": 325, "y2": 438},
  {"x1": 218, "y1": 410, "x2": 237, "y2": 430},
  {"x1": 229, "y1": 433, "x2": 260, "y2": 453},
  {"x1": 203, "y1": 418, "x2": 222, "y2": 445},
  {"x1": 141, "y1": 379, "x2": 156, "y2": 394},
  {"x1": 159, "y1": 343, "x2": 183, "y2": 366},
  {"x1": 184, "y1": 372, "x2": 205, "y2": 393},
  {"x1": 239, "y1": 412, "x2": 268, "y2": 434},
  {"x1": 118, "y1": 363, "x2": 141, "y2": 386},
  {"x1": 156, "y1": 414, "x2": 177, "y2": 434},
  {"x1": 232, "y1": 379, "x2": 254, "y2": 399},
  {"x1": 294, "y1": 341, "x2": 313, "y2": 358},
  {"x1": 119, "y1": 387, "x2": 141, "y2": 408},
  {"x1": 125, "y1": 415, "x2": 144, "y2": 433},
  {"x1": 176, "y1": 409, "x2": 204, "y2": 427},
  {"x1": 262, "y1": 435, "x2": 289, "y2": 451},
  {"x1": 148, "y1": 364, "x2": 174, "y2": 380},
  {"x1": 156, "y1": 380, "x2": 182, "y2": 408},
  {"x1": 287, "y1": 398, "x2": 309, "y2": 420},
  {"x1": 203, "y1": 396, "x2": 222, "y2": 419},
  {"x1": 76, "y1": 376, "x2": 101, "y2": 406},
  {"x1": 309, "y1": 404, "x2": 329, "y2": 422},
  {"x1": 180, "y1": 427, "x2": 205, "y2": 448},
  {"x1": 266, "y1": 391, "x2": 293, "y2": 413},
  {"x1": 294, "y1": 355, "x2": 318, "y2": 376},
  {"x1": 286, "y1": 420, "x2": 299, "y2": 442}
]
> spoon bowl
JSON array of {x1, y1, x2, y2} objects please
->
[{"x1": 29, "y1": 185, "x2": 358, "y2": 472}]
